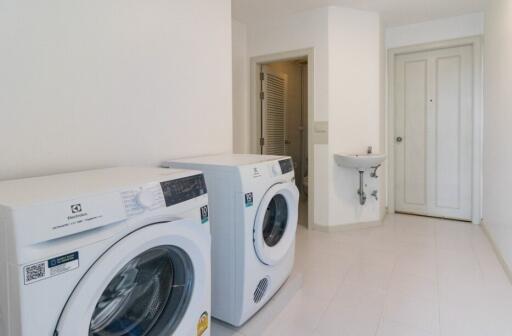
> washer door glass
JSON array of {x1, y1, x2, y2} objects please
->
[
  {"x1": 262, "y1": 194, "x2": 289, "y2": 247},
  {"x1": 89, "y1": 245, "x2": 193, "y2": 336}
]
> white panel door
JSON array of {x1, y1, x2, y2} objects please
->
[
  {"x1": 260, "y1": 65, "x2": 288, "y2": 155},
  {"x1": 395, "y1": 46, "x2": 473, "y2": 221}
]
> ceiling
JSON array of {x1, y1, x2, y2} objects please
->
[{"x1": 232, "y1": 0, "x2": 488, "y2": 27}]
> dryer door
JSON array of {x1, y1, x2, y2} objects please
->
[
  {"x1": 54, "y1": 219, "x2": 210, "y2": 336},
  {"x1": 253, "y1": 182, "x2": 299, "y2": 265}
]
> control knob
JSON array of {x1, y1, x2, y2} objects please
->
[{"x1": 136, "y1": 190, "x2": 155, "y2": 209}]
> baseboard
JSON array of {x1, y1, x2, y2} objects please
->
[
  {"x1": 480, "y1": 222, "x2": 512, "y2": 285},
  {"x1": 311, "y1": 219, "x2": 383, "y2": 233}
]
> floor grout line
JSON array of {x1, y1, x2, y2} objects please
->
[
  {"x1": 434, "y1": 221, "x2": 443, "y2": 336},
  {"x1": 214, "y1": 215, "x2": 512, "y2": 336},
  {"x1": 373, "y1": 218, "x2": 403, "y2": 336},
  {"x1": 309, "y1": 234, "x2": 362, "y2": 334}
]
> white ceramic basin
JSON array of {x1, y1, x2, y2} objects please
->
[{"x1": 334, "y1": 153, "x2": 386, "y2": 171}]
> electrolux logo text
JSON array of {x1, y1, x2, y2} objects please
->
[
  {"x1": 70, "y1": 204, "x2": 82, "y2": 213},
  {"x1": 67, "y1": 203, "x2": 87, "y2": 220},
  {"x1": 252, "y1": 168, "x2": 261, "y2": 178}
]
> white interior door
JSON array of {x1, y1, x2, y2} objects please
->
[
  {"x1": 260, "y1": 65, "x2": 288, "y2": 155},
  {"x1": 395, "y1": 45, "x2": 473, "y2": 221}
]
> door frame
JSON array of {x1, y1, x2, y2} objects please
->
[
  {"x1": 387, "y1": 36, "x2": 483, "y2": 224},
  {"x1": 250, "y1": 48, "x2": 314, "y2": 230}
]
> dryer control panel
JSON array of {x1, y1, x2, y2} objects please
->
[
  {"x1": 270, "y1": 158, "x2": 294, "y2": 177},
  {"x1": 271, "y1": 158, "x2": 294, "y2": 177},
  {"x1": 278, "y1": 158, "x2": 294, "y2": 174}
]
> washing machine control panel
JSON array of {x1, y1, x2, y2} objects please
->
[
  {"x1": 136, "y1": 189, "x2": 158, "y2": 209},
  {"x1": 122, "y1": 185, "x2": 166, "y2": 216},
  {"x1": 122, "y1": 174, "x2": 207, "y2": 217},
  {"x1": 160, "y1": 174, "x2": 207, "y2": 207}
]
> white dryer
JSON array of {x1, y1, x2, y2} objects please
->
[
  {"x1": 0, "y1": 167, "x2": 211, "y2": 336},
  {"x1": 165, "y1": 154, "x2": 299, "y2": 327}
]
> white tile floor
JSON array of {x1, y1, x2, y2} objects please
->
[{"x1": 212, "y1": 214, "x2": 512, "y2": 336}]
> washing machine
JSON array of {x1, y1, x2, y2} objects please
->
[
  {"x1": 164, "y1": 154, "x2": 299, "y2": 327},
  {"x1": 0, "y1": 167, "x2": 211, "y2": 336}
]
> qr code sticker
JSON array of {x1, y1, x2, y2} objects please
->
[{"x1": 24, "y1": 262, "x2": 46, "y2": 283}]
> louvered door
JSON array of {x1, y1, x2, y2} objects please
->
[{"x1": 260, "y1": 65, "x2": 288, "y2": 155}]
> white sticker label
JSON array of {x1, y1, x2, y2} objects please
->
[
  {"x1": 23, "y1": 252, "x2": 79, "y2": 285},
  {"x1": 15, "y1": 192, "x2": 128, "y2": 245}
]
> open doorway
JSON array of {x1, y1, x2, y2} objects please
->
[{"x1": 253, "y1": 54, "x2": 311, "y2": 229}]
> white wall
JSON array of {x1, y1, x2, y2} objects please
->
[
  {"x1": 232, "y1": 19, "x2": 250, "y2": 154},
  {"x1": 483, "y1": 0, "x2": 512, "y2": 270},
  {"x1": 379, "y1": 21, "x2": 387, "y2": 220},
  {"x1": 386, "y1": 13, "x2": 485, "y2": 49},
  {"x1": 328, "y1": 7, "x2": 384, "y2": 226},
  {"x1": 0, "y1": 0, "x2": 232, "y2": 181},
  {"x1": 247, "y1": 7, "x2": 329, "y2": 122},
  {"x1": 233, "y1": 6, "x2": 384, "y2": 228}
]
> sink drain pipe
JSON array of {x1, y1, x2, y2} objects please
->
[{"x1": 357, "y1": 170, "x2": 367, "y2": 205}]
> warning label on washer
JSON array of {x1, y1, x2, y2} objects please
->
[
  {"x1": 197, "y1": 311, "x2": 209, "y2": 336},
  {"x1": 200, "y1": 205, "x2": 209, "y2": 224},
  {"x1": 23, "y1": 252, "x2": 79, "y2": 285},
  {"x1": 245, "y1": 193, "x2": 254, "y2": 207}
]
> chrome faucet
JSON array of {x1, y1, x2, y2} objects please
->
[
  {"x1": 371, "y1": 190, "x2": 378, "y2": 201},
  {"x1": 370, "y1": 164, "x2": 381, "y2": 178}
]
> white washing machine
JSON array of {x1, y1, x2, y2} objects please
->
[
  {"x1": 0, "y1": 167, "x2": 211, "y2": 336},
  {"x1": 165, "y1": 154, "x2": 299, "y2": 327}
]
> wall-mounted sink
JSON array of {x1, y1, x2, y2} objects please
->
[
  {"x1": 334, "y1": 152, "x2": 386, "y2": 206},
  {"x1": 334, "y1": 153, "x2": 386, "y2": 171}
]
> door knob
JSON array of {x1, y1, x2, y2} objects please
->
[{"x1": 396, "y1": 136, "x2": 403, "y2": 143}]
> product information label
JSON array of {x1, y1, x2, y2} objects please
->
[{"x1": 23, "y1": 252, "x2": 79, "y2": 285}]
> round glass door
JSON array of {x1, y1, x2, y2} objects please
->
[
  {"x1": 253, "y1": 182, "x2": 299, "y2": 266},
  {"x1": 262, "y1": 194, "x2": 289, "y2": 247},
  {"x1": 89, "y1": 245, "x2": 193, "y2": 336}
]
